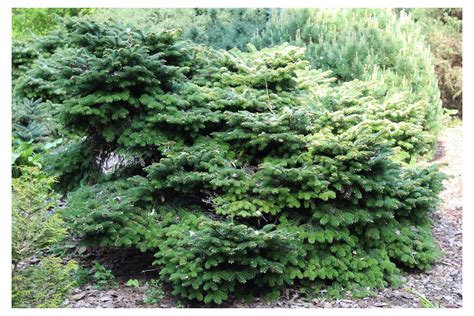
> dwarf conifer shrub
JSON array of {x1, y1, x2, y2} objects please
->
[
  {"x1": 155, "y1": 217, "x2": 305, "y2": 303},
  {"x1": 13, "y1": 29, "x2": 67, "y2": 101},
  {"x1": 12, "y1": 166, "x2": 67, "y2": 268},
  {"x1": 12, "y1": 257, "x2": 78, "y2": 308},
  {"x1": 34, "y1": 19, "x2": 445, "y2": 305}
]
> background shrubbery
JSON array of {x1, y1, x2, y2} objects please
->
[
  {"x1": 12, "y1": 8, "x2": 96, "y2": 40},
  {"x1": 251, "y1": 9, "x2": 443, "y2": 155},
  {"x1": 92, "y1": 8, "x2": 270, "y2": 51},
  {"x1": 11, "y1": 8, "x2": 459, "y2": 307},
  {"x1": 409, "y1": 8, "x2": 462, "y2": 116}
]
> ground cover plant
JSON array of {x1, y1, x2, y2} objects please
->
[{"x1": 10, "y1": 8, "x2": 454, "y2": 307}]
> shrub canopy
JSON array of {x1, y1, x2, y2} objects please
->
[
  {"x1": 251, "y1": 8, "x2": 443, "y2": 157},
  {"x1": 12, "y1": 17, "x2": 445, "y2": 305}
]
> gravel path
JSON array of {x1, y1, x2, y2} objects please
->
[{"x1": 66, "y1": 126, "x2": 463, "y2": 308}]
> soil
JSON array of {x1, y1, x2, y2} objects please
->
[{"x1": 65, "y1": 126, "x2": 463, "y2": 308}]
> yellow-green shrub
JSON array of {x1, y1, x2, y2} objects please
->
[
  {"x1": 12, "y1": 257, "x2": 78, "y2": 308},
  {"x1": 12, "y1": 166, "x2": 67, "y2": 267}
]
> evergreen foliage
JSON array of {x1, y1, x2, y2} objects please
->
[
  {"x1": 12, "y1": 98, "x2": 59, "y2": 144},
  {"x1": 251, "y1": 9, "x2": 443, "y2": 158},
  {"x1": 12, "y1": 8, "x2": 96, "y2": 40},
  {"x1": 12, "y1": 31, "x2": 68, "y2": 161},
  {"x1": 12, "y1": 257, "x2": 78, "y2": 307},
  {"x1": 12, "y1": 166, "x2": 67, "y2": 267},
  {"x1": 12, "y1": 40, "x2": 39, "y2": 82},
  {"x1": 40, "y1": 19, "x2": 446, "y2": 304},
  {"x1": 93, "y1": 8, "x2": 270, "y2": 50},
  {"x1": 409, "y1": 8, "x2": 462, "y2": 116},
  {"x1": 11, "y1": 97, "x2": 64, "y2": 178},
  {"x1": 83, "y1": 8, "x2": 454, "y2": 123},
  {"x1": 155, "y1": 217, "x2": 305, "y2": 303}
]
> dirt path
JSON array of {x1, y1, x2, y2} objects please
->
[{"x1": 66, "y1": 126, "x2": 463, "y2": 308}]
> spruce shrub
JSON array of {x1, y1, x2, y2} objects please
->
[
  {"x1": 12, "y1": 40, "x2": 39, "y2": 82},
  {"x1": 29, "y1": 19, "x2": 445, "y2": 305}
]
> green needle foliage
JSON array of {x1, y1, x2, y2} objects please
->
[
  {"x1": 92, "y1": 8, "x2": 270, "y2": 51},
  {"x1": 12, "y1": 98, "x2": 60, "y2": 144},
  {"x1": 25, "y1": 18, "x2": 444, "y2": 305},
  {"x1": 12, "y1": 8, "x2": 96, "y2": 40},
  {"x1": 12, "y1": 167, "x2": 67, "y2": 268},
  {"x1": 155, "y1": 217, "x2": 305, "y2": 303},
  {"x1": 12, "y1": 257, "x2": 79, "y2": 308},
  {"x1": 409, "y1": 8, "x2": 462, "y2": 116},
  {"x1": 251, "y1": 8, "x2": 443, "y2": 159}
]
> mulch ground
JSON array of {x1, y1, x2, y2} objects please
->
[{"x1": 66, "y1": 126, "x2": 463, "y2": 308}]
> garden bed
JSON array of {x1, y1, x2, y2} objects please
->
[{"x1": 65, "y1": 126, "x2": 462, "y2": 309}]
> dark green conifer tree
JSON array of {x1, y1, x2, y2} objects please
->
[{"x1": 19, "y1": 18, "x2": 444, "y2": 305}]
